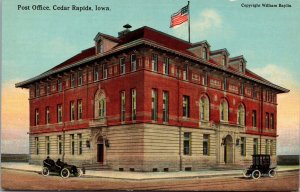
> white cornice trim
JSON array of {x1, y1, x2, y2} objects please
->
[{"x1": 15, "y1": 39, "x2": 289, "y2": 93}]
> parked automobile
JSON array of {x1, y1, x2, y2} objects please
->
[
  {"x1": 42, "y1": 157, "x2": 83, "y2": 178},
  {"x1": 243, "y1": 155, "x2": 276, "y2": 179}
]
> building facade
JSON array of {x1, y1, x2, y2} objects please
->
[{"x1": 16, "y1": 26, "x2": 289, "y2": 172}]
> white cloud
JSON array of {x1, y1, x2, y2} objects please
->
[
  {"x1": 252, "y1": 64, "x2": 300, "y2": 89},
  {"x1": 193, "y1": 9, "x2": 222, "y2": 33}
]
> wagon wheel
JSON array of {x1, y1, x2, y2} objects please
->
[
  {"x1": 60, "y1": 168, "x2": 70, "y2": 178},
  {"x1": 42, "y1": 167, "x2": 49, "y2": 176},
  {"x1": 242, "y1": 169, "x2": 251, "y2": 178},
  {"x1": 268, "y1": 169, "x2": 276, "y2": 177},
  {"x1": 251, "y1": 170, "x2": 261, "y2": 179},
  {"x1": 74, "y1": 168, "x2": 83, "y2": 177}
]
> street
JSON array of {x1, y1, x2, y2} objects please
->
[{"x1": 1, "y1": 169, "x2": 299, "y2": 191}]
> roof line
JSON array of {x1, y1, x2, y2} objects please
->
[
  {"x1": 15, "y1": 39, "x2": 289, "y2": 93},
  {"x1": 141, "y1": 26, "x2": 193, "y2": 45}
]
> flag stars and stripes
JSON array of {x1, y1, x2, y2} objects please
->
[{"x1": 170, "y1": 5, "x2": 189, "y2": 28}]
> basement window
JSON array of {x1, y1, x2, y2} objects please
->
[{"x1": 185, "y1": 167, "x2": 192, "y2": 171}]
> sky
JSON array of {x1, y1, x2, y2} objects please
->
[{"x1": 2, "y1": 0, "x2": 300, "y2": 155}]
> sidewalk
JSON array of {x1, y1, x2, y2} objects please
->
[{"x1": 1, "y1": 162, "x2": 299, "y2": 180}]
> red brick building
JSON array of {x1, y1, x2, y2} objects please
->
[{"x1": 16, "y1": 26, "x2": 288, "y2": 171}]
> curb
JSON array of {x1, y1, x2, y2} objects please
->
[{"x1": 2, "y1": 167, "x2": 299, "y2": 181}]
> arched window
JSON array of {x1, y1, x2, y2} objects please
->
[
  {"x1": 95, "y1": 90, "x2": 106, "y2": 119},
  {"x1": 237, "y1": 104, "x2": 245, "y2": 126},
  {"x1": 200, "y1": 96, "x2": 209, "y2": 121},
  {"x1": 220, "y1": 99, "x2": 228, "y2": 121}
]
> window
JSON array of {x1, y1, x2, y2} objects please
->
[
  {"x1": 252, "y1": 110, "x2": 257, "y2": 127},
  {"x1": 203, "y1": 134, "x2": 209, "y2": 155},
  {"x1": 70, "y1": 134, "x2": 75, "y2": 155},
  {"x1": 78, "y1": 134, "x2": 82, "y2": 155},
  {"x1": 253, "y1": 138, "x2": 258, "y2": 155},
  {"x1": 163, "y1": 91, "x2": 169, "y2": 123},
  {"x1": 35, "y1": 137, "x2": 39, "y2": 155},
  {"x1": 201, "y1": 76, "x2": 205, "y2": 86},
  {"x1": 202, "y1": 47, "x2": 208, "y2": 60},
  {"x1": 97, "y1": 41, "x2": 103, "y2": 53},
  {"x1": 237, "y1": 104, "x2": 245, "y2": 126},
  {"x1": 183, "y1": 132, "x2": 191, "y2": 155},
  {"x1": 71, "y1": 74, "x2": 75, "y2": 88},
  {"x1": 46, "y1": 107, "x2": 50, "y2": 124},
  {"x1": 57, "y1": 79, "x2": 62, "y2": 92},
  {"x1": 183, "y1": 96, "x2": 190, "y2": 118},
  {"x1": 151, "y1": 89, "x2": 158, "y2": 121},
  {"x1": 131, "y1": 54, "x2": 136, "y2": 71},
  {"x1": 163, "y1": 57, "x2": 169, "y2": 75},
  {"x1": 270, "y1": 140, "x2": 274, "y2": 156},
  {"x1": 57, "y1": 105, "x2": 63, "y2": 123},
  {"x1": 223, "y1": 78, "x2": 227, "y2": 90},
  {"x1": 94, "y1": 66, "x2": 99, "y2": 81},
  {"x1": 35, "y1": 109, "x2": 39, "y2": 125},
  {"x1": 58, "y1": 135, "x2": 62, "y2": 155},
  {"x1": 239, "y1": 62, "x2": 244, "y2": 73},
  {"x1": 120, "y1": 57, "x2": 126, "y2": 74},
  {"x1": 241, "y1": 137, "x2": 246, "y2": 156},
  {"x1": 266, "y1": 112, "x2": 270, "y2": 128},
  {"x1": 95, "y1": 91, "x2": 106, "y2": 119},
  {"x1": 241, "y1": 83, "x2": 244, "y2": 95},
  {"x1": 200, "y1": 96, "x2": 209, "y2": 121},
  {"x1": 183, "y1": 65, "x2": 188, "y2": 81},
  {"x1": 222, "y1": 55, "x2": 226, "y2": 66},
  {"x1": 131, "y1": 89, "x2": 136, "y2": 120},
  {"x1": 46, "y1": 83, "x2": 50, "y2": 95},
  {"x1": 45, "y1": 136, "x2": 50, "y2": 155},
  {"x1": 35, "y1": 83, "x2": 40, "y2": 97},
  {"x1": 152, "y1": 54, "x2": 158, "y2": 72},
  {"x1": 103, "y1": 64, "x2": 108, "y2": 79},
  {"x1": 220, "y1": 100, "x2": 228, "y2": 121},
  {"x1": 265, "y1": 139, "x2": 269, "y2": 155},
  {"x1": 203, "y1": 72, "x2": 208, "y2": 86},
  {"x1": 270, "y1": 113, "x2": 274, "y2": 129},
  {"x1": 78, "y1": 71, "x2": 83, "y2": 86},
  {"x1": 253, "y1": 90, "x2": 258, "y2": 99},
  {"x1": 78, "y1": 100, "x2": 82, "y2": 120},
  {"x1": 121, "y1": 91, "x2": 126, "y2": 122},
  {"x1": 70, "y1": 101, "x2": 75, "y2": 121}
]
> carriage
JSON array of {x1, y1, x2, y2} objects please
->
[
  {"x1": 42, "y1": 157, "x2": 83, "y2": 178},
  {"x1": 243, "y1": 155, "x2": 277, "y2": 179}
]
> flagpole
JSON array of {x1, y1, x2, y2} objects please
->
[{"x1": 188, "y1": 1, "x2": 190, "y2": 43}]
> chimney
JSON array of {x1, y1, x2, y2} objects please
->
[{"x1": 118, "y1": 24, "x2": 132, "y2": 37}]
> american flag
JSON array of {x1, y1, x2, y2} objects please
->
[{"x1": 170, "y1": 5, "x2": 189, "y2": 28}]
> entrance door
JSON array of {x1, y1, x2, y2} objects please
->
[
  {"x1": 97, "y1": 143, "x2": 104, "y2": 163},
  {"x1": 224, "y1": 135, "x2": 233, "y2": 164}
]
